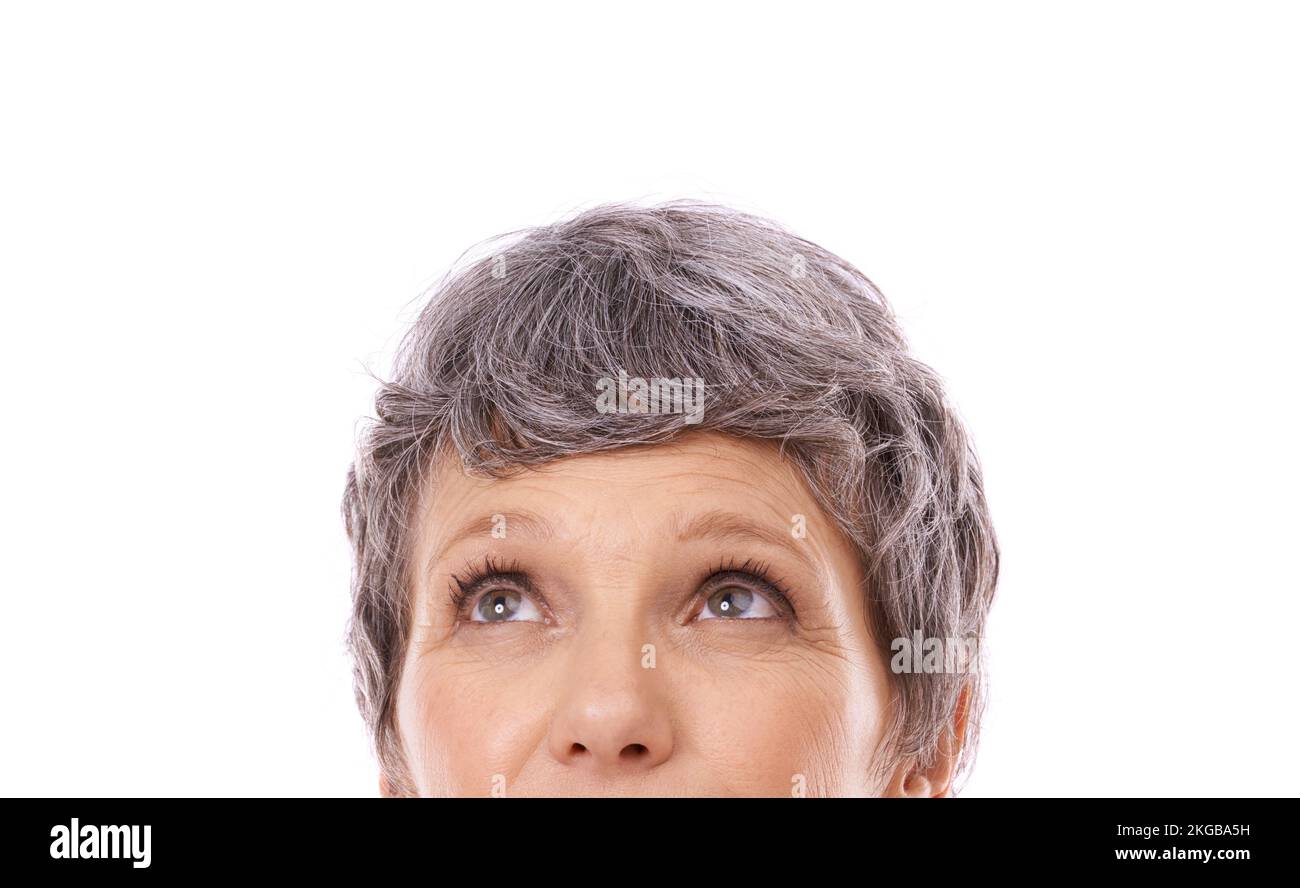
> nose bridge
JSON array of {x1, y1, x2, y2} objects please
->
[{"x1": 546, "y1": 568, "x2": 674, "y2": 773}]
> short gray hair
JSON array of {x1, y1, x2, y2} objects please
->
[{"x1": 343, "y1": 200, "x2": 999, "y2": 795}]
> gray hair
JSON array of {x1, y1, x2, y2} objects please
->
[{"x1": 343, "y1": 200, "x2": 999, "y2": 795}]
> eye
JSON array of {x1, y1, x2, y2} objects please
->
[
  {"x1": 448, "y1": 558, "x2": 548, "y2": 625},
  {"x1": 694, "y1": 567, "x2": 789, "y2": 621},
  {"x1": 468, "y1": 585, "x2": 545, "y2": 623}
]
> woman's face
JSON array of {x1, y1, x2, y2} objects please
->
[{"x1": 390, "y1": 431, "x2": 901, "y2": 796}]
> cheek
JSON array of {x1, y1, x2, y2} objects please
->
[
  {"x1": 674, "y1": 652, "x2": 888, "y2": 796},
  {"x1": 398, "y1": 645, "x2": 555, "y2": 796}
]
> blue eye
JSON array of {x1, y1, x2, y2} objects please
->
[
  {"x1": 449, "y1": 557, "x2": 547, "y2": 624},
  {"x1": 696, "y1": 579, "x2": 783, "y2": 620},
  {"x1": 471, "y1": 586, "x2": 544, "y2": 623}
]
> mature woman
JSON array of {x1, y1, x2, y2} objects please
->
[{"x1": 343, "y1": 201, "x2": 999, "y2": 797}]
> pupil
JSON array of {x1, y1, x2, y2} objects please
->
[
  {"x1": 711, "y1": 586, "x2": 752, "y2": 617},
  {"x1": 479, "y1": 590, "x2": 519, "y2": 621}
]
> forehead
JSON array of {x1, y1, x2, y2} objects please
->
[
  {"x1": 412, "y1": 431, "x2": 862, "y2": 574},
  {"x1": 421, "y1": 432, "x2": 814, "y2": 523}
]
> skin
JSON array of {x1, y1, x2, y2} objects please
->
[{"x1": 385, "y1": 431, "x2": 961, "y2": 797}]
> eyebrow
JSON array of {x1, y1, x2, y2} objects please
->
[
  {"x1": 672, "y1": 509, "x2": 820, "y2": 575},
  {"x1": 429, "y1": 509, "x2": 555, "y2": 565},
  {"x1": 428, "y1": 507, "x2": 821, "y2": 577}
]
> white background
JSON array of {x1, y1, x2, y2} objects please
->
[{"x1": 2, "y1": 2, "x2": 1296, "y2": 797}]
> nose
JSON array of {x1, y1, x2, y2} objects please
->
[{"x1": 547, "y1": 634, "x2": 674, "y2": 774}]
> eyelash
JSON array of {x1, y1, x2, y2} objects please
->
[
  {"x1": 445, "y1": 556, "x2": 797, "y2": 623},
  {"x1": 696, "y1": 557, "x2": 797, "y2": 620},
  {"x1": 447, "y1": 555, "x2": 534, "y2": 619}
]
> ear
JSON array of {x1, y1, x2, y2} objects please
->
[{"x1": 884, "y1": 684, "x2": 972, "y2": 798}]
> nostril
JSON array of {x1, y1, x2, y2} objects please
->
[
  {"x1": 620, "y1": 743, "x2": 649, "y2": 759},
  {"x1": 569, "y1": 743, "x2": 588, "y2": 757}
]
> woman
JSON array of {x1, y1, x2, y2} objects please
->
[{"x1": 343, "y1": 201, "x2": 999, "y2": 797}]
